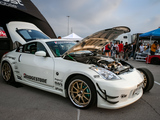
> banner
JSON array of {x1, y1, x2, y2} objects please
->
[
  {"x1": 0, "y1": 0, "x2": 25, "y2": 10},
  {"x1": 0, "y1": 27, "x2": 7, "y2": 37}
]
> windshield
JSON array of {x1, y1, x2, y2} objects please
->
[
  {"x1": 46, "y1": 41, "x2": 77, "y2": 57},
  {"x1": 17, "y1": 29, "x2": 50, "y2": 42}
]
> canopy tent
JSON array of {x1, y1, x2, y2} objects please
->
[
  {"x1": 139, "y1": 28, "x2": 160, "y2": 63},
  {"x1": 139, "y1": 28, "x2": 160, "y2": 40},
  {"x1": 0, "y1": 0, "x2": 56, "y2": 38},
  {"x1": 62, "y1": 33, "x2": 83, "y2": 41}
]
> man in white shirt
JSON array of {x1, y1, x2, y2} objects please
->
[{"x1": 139, "y1": 43, "x2": 144, "y2": 53}]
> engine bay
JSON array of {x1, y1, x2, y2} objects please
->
[{"x1": 64, "y1": 52, "x2": 133, "y2": 75}]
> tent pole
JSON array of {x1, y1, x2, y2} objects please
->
[
  {"x1": 147, "y1": 36, "x2": 152, "y2": 63},
  {"x1": 134, "y1": 34, "x2": 139, "y2": 59}
]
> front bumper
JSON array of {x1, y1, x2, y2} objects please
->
[{"x1": 96, "y1": 69, "x2": 143, "y2": 109}]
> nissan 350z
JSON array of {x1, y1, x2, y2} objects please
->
[{"x1": 1, "y1": 26, "x2": 154, "y2": 109}]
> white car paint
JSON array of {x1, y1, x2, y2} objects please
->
[
  {"x1": 1, "y1": 23, "x2": 145, "y2": 109},
  {"x1": 1, "y1": 39, "x2": 144, "y2": 109},
  {"x1": 6, "y1": 21, "x2": 49, "y2": 44}
]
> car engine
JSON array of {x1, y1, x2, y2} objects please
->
[{"x1": 64, "y1": 53, "x2": 133, "y2": 75}]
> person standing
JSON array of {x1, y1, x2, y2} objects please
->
[
  {"x1": 58, "y1": 36, "x2": 61, "y2": 39},
  {"x1": 145, "y1": 43, "x2": 150, "y2": 53},
  {"x1": 129, "y1": 42, "x2": 136, "y2": 59},
  {"x1": 156, "y1": 44, "x2": 159, "y2": 53},
  {"x1": 150, "y1": 41, "x2": 157, "y2": 55},
  {"x1": 124, "y1": 42, "x2": 129, "y2": 60},
  {"x1": 118, "y1": 41, "x2": 124, "y2": 59},
  {"x1": 105, "y1": 43, "x2": 111, "y2": 56},
  {"x1": 110, "y1": 42, "x2": 113, "y2": 57},
  {"x1": 139, "y1": 43, "x2": 144, "y2": 53},
  {"x1": 112, "y1": 43, "x2": 116, "y2": 57},
  {"x1": 128, "y1": 44, "x2": 132, "y2": 58},
  {"x1": 114, "y1": 41, "x2": 119, "y2": 58}
]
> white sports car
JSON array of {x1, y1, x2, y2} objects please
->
[{"x1": 1, "y1": 26, "x2": 154, "y2": 109}]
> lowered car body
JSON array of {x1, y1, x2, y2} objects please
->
[{"x1": 1, "y1": 26, "x2": 154, "y2": 109}]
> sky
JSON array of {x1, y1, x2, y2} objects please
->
[{"x1": 31, "y1": 0, "x2": 160, "y2": 38}]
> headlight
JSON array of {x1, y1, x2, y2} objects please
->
[{"x1": 91, "y1": 66, "x2": 120, "y2": 80}]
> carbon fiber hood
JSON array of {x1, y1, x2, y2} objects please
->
[{"x1": 63, "y1": 26, "x2": 130, "y2": 56}]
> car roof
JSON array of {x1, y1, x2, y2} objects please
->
[{"x1": 24, "y1": 39, "x2": 76, "y2": 44}]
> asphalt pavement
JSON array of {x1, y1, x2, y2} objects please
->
[{"x1": 0, "y1": 59, "x2": 160, "y2": 120}]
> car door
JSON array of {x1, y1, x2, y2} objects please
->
[{"x1": 18, "y1": 42, "x2": 54, "y2": 87}]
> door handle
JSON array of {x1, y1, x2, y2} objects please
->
[{"x1": 18, "y1": 54, "x2": 22, "y2": 62}]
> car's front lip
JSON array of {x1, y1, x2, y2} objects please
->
[
  {"x1": 94, "y1": 69, "x2": 144, "y2": 109},
  {"x1": 96, "y1": 81, "x2": 143, "y2": 105},
  {"x1": 97, "y1": 88, "x2": 143, "y2": 109}
]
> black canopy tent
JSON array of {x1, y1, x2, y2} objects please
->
[
  {"x1": 0, "y1": 0, "x2": 57, "y2": 59},
  {"x1": 0, "y1": 0, "x2": 56, "y2": 38}
]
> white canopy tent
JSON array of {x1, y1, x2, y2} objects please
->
[{"x1": 62, "y1": 33, "x2": 83, "y2": 41}]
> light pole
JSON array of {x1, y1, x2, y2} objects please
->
[{"x1": 67, "y1": 16, "x2": 70, "y2": 35}]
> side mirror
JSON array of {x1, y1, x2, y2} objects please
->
[{"x1": 35, "y1": 51, "x2": 46, "y2": 57}]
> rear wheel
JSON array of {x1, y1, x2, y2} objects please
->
[
  {"x1": 137, "y1": 68, "x2": 154, "y2": 93},
  {"x1": 1, "y1": 62, "x2": 15, "y2": 84},
  {"x1": 67, "y1": 75, "x2": 96, "y2": 109}
]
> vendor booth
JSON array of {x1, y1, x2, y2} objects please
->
[
  {"x1": 139, "y1": 27, "x2": 160, "y2": 40},
  {"x1": 136, "y1": 28, "x2": 160, "y2": 64}
]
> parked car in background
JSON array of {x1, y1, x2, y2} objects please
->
[
  {"x1": 135, "y1": 50, "x2": 148, "y2": 61},
  {"x1": 146, "y1": 48, "x2": 160, "y2": 64}
]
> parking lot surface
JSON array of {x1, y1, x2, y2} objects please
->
[{"x1": 0, "y1": 60, "x2": 160, "y2": 120}]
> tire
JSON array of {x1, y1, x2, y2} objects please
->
[
  {"x1": 137, "y1": 68, "x2": 154, "y2": 93},
  {"x1": 1, "y1": 62, "x2": 15, "y2": 84},
  {"x1": 67, "y1": 75, "x2": 97, "y2": 109},
  {"x1": 151, "y1": 57, "x2": 160, "y2": 65}
]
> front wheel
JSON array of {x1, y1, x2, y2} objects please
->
[
  {"x1": 137, "y1": 68, "x2": 154, "y2": 93},
  {"x1": 67, "y1": 75, "x2": 96, "y2": 109},
  {"x1": 1, "y1": 62, "x2": 15, "y2": 84}
]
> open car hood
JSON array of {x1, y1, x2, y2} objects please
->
[{"x1": 63, "y1": 26, "x2": 130, "y2": 56}]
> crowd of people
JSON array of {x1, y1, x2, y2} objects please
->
[
  {"x1": 104, "y1": 41, "x2": 131, "y2": 61},
  {"x1": 103, "y1": 40, "x2": 160, "y2": 61}
]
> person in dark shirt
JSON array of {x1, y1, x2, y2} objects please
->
[
  {"x1": 129, "y1": 42, "x2": 136, "y2": 59},
  {"x1": 124, "y1": 42, "x2": 129, "y2": 60},
  {"x1": 128, "y1": 44, "x2": 132, "y2": 57}
]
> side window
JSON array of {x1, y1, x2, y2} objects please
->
[
  {"x1": 24, "y1": 42, "x2": 37, "y2": 54},
  {"x1": 19, "y1": 42, "x2": 49, "y2": 56},
  {"x1": 37, "y1": 42, "x2": 50, "y2": 57},
  {"x1": 37, "y1": 42, "x2": 47, "y2": 52}
]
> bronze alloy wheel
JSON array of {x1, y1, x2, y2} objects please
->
[
  {"x1": 140, "y1": 71, "x2": 147, "y2": 89},
  {"x1": 2, "y1": 62, "x2": 12, "y2": 82},
  {"x1": 68, "y1": 79, "x2": 92, "y2": 108},
  {"x1": 137, "y1": 68, "x2": 154, "y2": 93}
]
